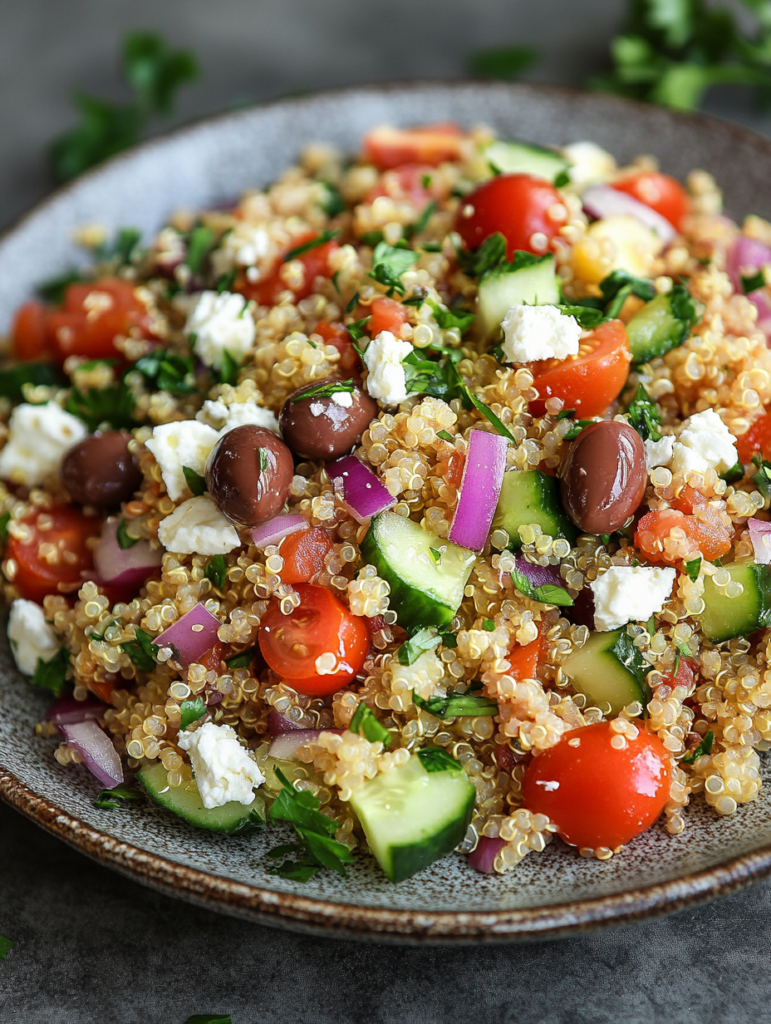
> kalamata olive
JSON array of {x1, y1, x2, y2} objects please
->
[
  {"x1": 559, "y1": 420, "x2": 646, "y2": 535},
  {"x1": 279, "y1": 380, "x2": 378, "y2": 461},
  {"x1": 60, "y1": 431, "x2": 142, "y2": 508},
  {"x1": 206, "y1": 424, "x2": 293, "y2": 527}
]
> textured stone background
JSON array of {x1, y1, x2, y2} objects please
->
[{"x1": 3, "y1": 2, "x2": 771, "y2": 1021}]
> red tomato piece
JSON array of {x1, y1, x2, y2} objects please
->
[
  {"x1": 456, "y1": 174, "x2": 564, "y2": 259},
  {"x1": 363, "y1": 123, "x2": 463, "y2": 170},
  {"x1": 314, "y1": 321, "x2": 361, "y2": 374},
  {"x1": 198, "y1": 640, "x2": 230, "y2": 674},
  {"x1": 736, "y1": 411, "x2": 771, "y2": 465},
  {"x1": 90, "y1": 678, "x2": 117, "y2": 704},
  {"x1": 12, "y1": 301, "x2": 51, "y2": 361},
  {"x1": 523, "y1": 721, "x2": 672, "y2": 850},
  {"x1": 47, "y1": 279, "x2": 151, "y2": 361},
  {"x1": 367, "y1": 296, "x2": 409, "y2": 338},
  {"x1": 6, "y1": 504, "x2": 100, "y2": 603},
  {"x1": 365, "y1": 163, "x2": 447, "y2": 208},
  {"x1": 238, "y1": 233, "x2": 339, "y2": 306},
  {"x1": 528, "y1": 319, "x2": 632, "y2": 418},
  {"x1": 258, "y1": 583, "x2": 369, "y2": 696},
  {"x1": 279, "y1": 527, "x2": 334, "y2": 585},
  {"x1": 612, "y1": 172, "x2": 689, "y2": 232},
  {"x1": 635, "y1": 506, "x2": 732, "y2": 565}
]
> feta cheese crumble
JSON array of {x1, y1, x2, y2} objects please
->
[
  {"x1": 644, "y1": 435, "x2": 675, "y2": 472},
  {"x1": 331, "y1": 390, "x2": 353, "y2": 408},
  {"x1": 671, "y1": 409, "x2": 739, "y2": 477},
  {"x1": 177, "y1": 721, "x2": 265, "y2": 809},
  {"x1": 185, "y1": 290, "x2": 256, "y2": 370},
  {"x1": 8, "y1": 599, "x2": 59, "y2": 676},
  {"x1": 157, "y1": 495, "x2": 240, "y2": 555},
  {"x1": 195, "y1": 399, "x2": 279, "y2": 435},
  {"x1": 363, "y1": 330, "x2": 413, "y2": 406},
  {"x1": 590, "y1": 565, "x2": 677, "y2": 632},
  {"x1": 0, "y1": 402, "x2": 88, "y2": 487},
  {"x1": 146, "y1": 421, "x2": 219, "y2": 501},
  {"x1": 501, "y1": 305, "x2": 582, "y2": 363},
  {"x1": 562, "y1": 141, "x2": 616, "y2": 188}
]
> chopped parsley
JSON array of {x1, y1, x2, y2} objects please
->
[
  {"x1": 205, "y1": 554, "x2": 227, "y2": 589},
  {"x1": 133, "y1": 348, "x2": 197, "y2": 394},
  {"x1": 31, "y1": 647, "x2": 70, "y2": 697},
  {"x1": 753, "y1": 453, "x2": 771, "y2": 498},
  {"x1": 180, "y1": 697, "x2": 207, "y2": 731},
  {"x1": 346, "y1": 315, "x2": 371, "y2": 344},
  {"x1": 564, "y1": 419, "x2": 595, "y2": 441},
  {"x1": 65, "y1": 381, "x2": 136, "y2": 432},
  {"x1": 428, "y1": 299, "x2": 475, "y2": 333},
  {"x1": 741, "y1": 269, "x2": 766, "y2": 294},
  {"x1": 0, "y1": 362, "x2": 68, "y2": 403},
  {"x1": 349, "y1": 703, "x2": 392, "y2": 747},
  {"x1": 344, "y1": 291, "x2": 360, "y2": 314},
  {"x1": 216, "y1": 268, "x2": 237, "y2": 294},
  {"x1": 0, "y1": 935, "x2": 16, "y2": 959},
  {"x1": 225, "y1": 646, "x2": 256, "y2": 669},
  {"x1": 416, "y1": 747, "x2": 462, "y2": 773},
  {"x1": 482, "y1": 619, "x2": 496, "y2": 631},
  {"x1": 403, "y1": 199, "x2": 438, "y2": 239},
  {"x1": 599, "y1": 269, "x2": 656, "y2": 319},
  {"x1": 511, "y1": 566, "x2": 574, "y2": 607},
  {"x1": 318, "y1": 181, "x2": 345, "y2": 218},
  {"x1": 267, "y1": 767, "x2": 355, "y2": 881},
  {"x1": 397, "y1": 626, "x2": 443, "y2": 666},
  {"x1": 455, "y1": 232, "x2": 507, "y2": 278},
  {"x1": 437, "y1": 430, "x2": 454, "y2": 442},
  {"x1": 369, "y1": 240, "x2": 420, "y2": 296},
  {"x1": 116, "y1": 519, "x2": 139, "y2": 549},
  {"x1": 682, "y1": 730, "x2": 715, "y2": 765},
  {"x1": 184, "y1": 225, "x2": 215, "y2": 274},
  {"x1": 121, "y1": 627, "x2": 160, "y2": 672},
  {"x1": 183, "y1": 466, "x2": 206, "y2": 496},
  {"x1": 685, "y1": 557, "x2": 702, "y2": 581},
  {"x1": 626, "y1": 383, "x2": 663, "y2": 442},
  {"x1": 359, "y1": 230, "x2": 385, "y2": 247},
  {"x1": 217, "y1": 349, "x2": 240, "y2": 386},
  {"x1": 291, "y1": 379, "x2": 355, "y2": 402},
  {"x1": 413, "y1": 692, "x2": 498, "y2": 719},
  {"x1": 37, "y1": 269, "x2": 84, "y2": 305},
  {"x1": 610, "y1": 631, "x2": 650, "y2": 696},
  {"x1": 93, "y1": 783, "x2": 143, "y2": 810},
  {"x1": 0, "y1": 512, "x2": 10, "y2": 547},
  {"x1": 283, "y1": 229, "x2": 339, "y2": 263}
]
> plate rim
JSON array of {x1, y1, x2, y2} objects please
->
[{"x1": 4, "y1": 79, "x2": 771, "y2": 942}]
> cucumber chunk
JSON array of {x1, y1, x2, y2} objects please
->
[
  {"x1": 350, "y1": 752, "x2": 475, "y2": 882},
  {"x1": 699, "y1": 561, "x2": 771, "y2": 643},
  {"x1": 137, "y1": 762, "x2": 265, "y2": 833},
  {"x1": 477, "y1": 252, "x2": 560, "y2": 342},
  {"x1": 562, "y1": 628, "x2": 649, "y2": 715},
  {"x1": 483, "y1": 140, "x2": 569, "y2": 183},
  {"x1": 491, "y1": 470, "x2": 576, "y2": 548},
  {"x1": 361, "y1": 511, "x2": 475, "y2": 628},
  {"x1": 626, "y1": 286, "x2": 701, "y2": 364}
]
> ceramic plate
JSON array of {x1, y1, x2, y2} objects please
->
[{"x1": 3, "y1": 82, "x2": 771, "y2": 944}]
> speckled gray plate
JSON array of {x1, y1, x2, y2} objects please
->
[{"x1": 3, "y1": 82, "x2": 771, "y2": 944}]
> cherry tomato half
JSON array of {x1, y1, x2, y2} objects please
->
[
  {"x1": 238, "y1": 233, "x2": 339, "y2": 306},
  {"x1": 528, "y1": 319, "x2": 632, "y2": 418},
  {"x1": 736, "y1": 410, "x2": 771, "y2": 464},
  {"x1": 611, "y1": 172, "x2": 689, "y2": 232},
  {"x1": 365, "y1": 163, "x2": 448, "y2": 208},
  {"x1": 47, "y1": 279, "x2": 152, "y2": 361},
  {"x1": 456, "y1": 174, "x2": 564, "y2": 259},
  {"x1": 522, "y1": 721, "x2": 671, "y2": 850},
  {"x1": 258, "y1": 583, "x2": 369, "y2": 696},
  {"x1": 279, "y1": 527, "x2": 334, "y2": 585},
  {"x1": 12, "y1": 301, "x2": 51, "y2": 361},
  {"x1": 314, "y1": 321, "x2": 361, "y2": 375},
  {"x1": 362, "y1": 123, "x2": 463, "y2": 170},
  {"x1": 6, "y1": 504, "x2": 100, "y2": 603},
  {"x1": 635, "y1": 506, "x2": 732, "y2": 565}
]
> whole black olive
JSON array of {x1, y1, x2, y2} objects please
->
[
  {"x1": 279, "y1": 380, "x2": 377, "y2": 461},
  {"x1": 206, "y1": 424, "x2": 293, "y2": 527}
]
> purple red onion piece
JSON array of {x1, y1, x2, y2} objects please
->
[
  {"x1": 581, "y1": 185, "x2": 676, "y2": 244},
  {"x1": 749, "y1": 519, "x2": 771, "y2": 565},
  {"x1": 327, "y1": 455, "x2": 396, "y2": 523},
  {"x1": 92, "y1": 518, "x2": 162, "y2": 589},
  {"x1": 268, "y1": 710, "x2": 313, "y2": 735},
  {"x1": 46, "y1": 696, "x2": 106, "y2": 726},
  {"x1": 58, "y1": 720, "x2": 124, "y2": 789},
  {"x1": 268, "y1": 728, "x2": 343, "y2": 760},
  {"x1": 449, "y1": 430, "x2": 508, "y2": 552},
  {"x1": 250, "y1": 513, "x2": 308, "y2": 549},
  {"x1": 467, "y1": 835, "x2": 506, "y2": 874},
  {"x1": 156, "y1": 603, "x2": 221, "y2": 667},
  {"x1": 726, "y1": 236, "x2": 771, "y2": 340},
  {"x1": 513, "y1": 557, "x2": 564, "y2": 590}
]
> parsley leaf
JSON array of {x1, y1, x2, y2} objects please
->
[
  {"x1": 31, "y1": 647, "x2": 70, "y2": 697},
  {"x1": 610, "y1": 631, "x2": 651, "y2": 699},
  {"x1": 682, "y1": 730, "x2": 715, "y2": 764},
  {"x1": 319, "y1": 181, "x2": 345, "y2": 218},
  {"x1": 754, "y1": 453, "x2": 771, "y2": 497},
  {"x1": 626, "y1": 383, "x2": 663, "y2": 442},
  {"x1": 0, "y1": 935, "x2": 16, "y2": 959},
  {"x1": 685, "y1": 557, "x2": 702, "y2": 581},
  {"x1": 0, "y1": 362, "x2": 67, "y2": 401},
  {"x1": 403, "y1": 199, "x2": 438, "y2": 239},
  {"x1": 133, "y1": 349, "x2": 197, "y2": 394},
  {"x1": 0, "y1": 512, "x2": 9, "y2": 547},
  {"x1": 455, "y1": 232, "x2": 507, "y2": 278},
  {"x1": 65, "y1": 381, "x2": 135, "y2": 432},
  {"x1": 183, "y1": 466, "x2": 206, "y2": 496},
  {"x1": 225, "y1": 646, "x2": 256, "y2": 669},
  {"x1": 413, "y1": 692, "x2": 498, "y2": 718},
  {"x1": 93, "y1": 783, "x2": 143, "y2": 810},
  {"x1": 205, "y1": 554, "x2": 227, "y2": 589},
  {"x1": 184, "y1": 225, "x2": 215, "y2": 275},
  {"x1": 180, "y1": 697, "x2": 207, "y2": 731},
  {"x1": 116, "y1": 519, "x2": 139, "y2": 549},
  {"x1": 397, "y1": 626, "x2": 443, "y2": 665},
  {"x1": 599, "y1": 269, "x2": 656, "y2": 319},
  {"x1": 557, "y1": 303, "x2": 610, "y2": 329},
  {"x1": 346, "y1": 316, "x2": 372, "y2": 343},
  {"x1": 428, "y1": 299, "x2": 475, "y2": 333},
  {"x1": 463, "y1": 387, "x2": 517, "y2": 443},
  {"x1": 468, "y1": 45, "x2": 541, "y2": 79},
  {"x1": 121, "y1": 628, "x2": 159, "y2": 672},
  {"x1": 742, "y1": 269, "x2": 766, "y2": 294},
  {"x1": 437, "y1": 429, "x2": 454, "y2": 442},
  {"x1": 416, "y1": 747, "x2": 462, "y2": 773},
  {"x1": 564, "y1": 419, "x2": 595, "y2": 441},
  {"x1": 95, "y1": 226, "x2": 143, "y2": 266},
  {"x1": 291, "y1": 379, "x2": 355, "y2": 402},
  {"x1": 482, "y1": 618, "x2": 495, "y2": 631},
  {"x1": 349, "y1": 703, "x2": 392, "y2": 747},
  {"x1": 283, "y1": 230, "x2": 339, "y2": 263},
  {"x1": 722, "y1": 460, "x2": 745, "y2": 484},
  {"x1": 369, "y1": 241, "x2": 420, "y2": 296},
  {"x1": 511, "y1": 566, "x2": 574, "y2": 607},
  {"x1": 217, "y1": 349, "x2": 240, "y2": 386}
]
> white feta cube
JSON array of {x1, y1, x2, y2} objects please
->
[
  {"x1": 501, "y1": 305, "x2": 582, "y2": 363},
  {"x1": 178, "y1": 721, "x2": 265, "y2": 809},
  {"x1": 590, "y1": 565, "x2": 676, "y2": 632},
  {"x1": 210, "y1": 223, "x2": 270, "y2": 277},
  {"x1": 644, "y1": 435, "x2": 675, "y2": 471},
  {"x1": 331, "y1": 391, "x2": 353, "y2": 408},
  {"x1": 0, "y1": 402, "x2": 88, "y2": 487},
  {"x1": 145, "y1": 421, "x2": 219, "y2": 501},
  {"x1": 185, "y1": 290, "x2": 256, "y2": 370},
  {"x1": 363, "y1": 330, "x2": 414, "y2": 406},
  {"x1": 157, "y1": 495, "x2": 240, "y2": 555},
  {"x1": 562, "y1": 141, "x2": 617, "y2": 188},
  {"x1": 8, "y1": 599, "x2": 59, "y2": 676},
  {"x1": 671, "y1": 409, "x2": 738, "y2": 477}
]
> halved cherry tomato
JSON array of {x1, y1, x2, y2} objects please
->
[
  {"x1": 611, "y1": 172, "x2": 689, "y2": 232},
  {"x1": 456, "y1": 174, "x2": 564, "y2": 259},
  {"x1": 523, "y1": 721, "x2": 671, "y2": 850},
  {"x1": 528, "y1": 319, "x2": 632, "y2": 418},
  {"x1": 6, "y1": 504, "x2": 100, "y2": 602},
  {"x1": 365, "y1": 163, "x2": 446, "y2": 208},
  {"x1": 258, "y1": 583, "x2": 369, "y2": 696},
  {"x1": 279, "y1": 527, "x2": 334, "y2": 585},
  {"x1": 363, "y1": 123, "x2": 463, "y2": 170},
  {"x1": 314, "y1": 321, "x2": 361, "y2": 374},
  {"x1": 635, "y1": 506, "x2": 732, "y2": 565},
  {"x1": 736, "y1": 411, "x2": 771, "y2": 464},
  {"x1": 47, "y1": 279, "x2": 151, "y2": 361},
  {"x1": 367, "y1": 296, "x2": 409, "y2": 338},
  {"x1": 238, "y1": 233, "x2": 339, "y2": 306},
  {"x1": 12, "y1": 301, "x2": 51, "y2": 361}
]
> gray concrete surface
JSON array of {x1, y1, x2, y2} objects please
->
[{"x1": 2, "y1": 2, "x2": 771, "y2": 1021}]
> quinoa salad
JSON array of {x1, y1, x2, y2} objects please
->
[{"x1": 3, "y1": 122, "x2": 771, "y2": 883}]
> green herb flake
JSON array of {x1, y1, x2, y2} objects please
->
[
  {"x1": 0, "y1": 935, "x2": 16, "y2": 959},
  {"x1": 742, "y1": 269, "x2": 766, "y2": 294},
  {"x1": 120, "y1": 627, "x2": 159, "y2": 673},
  {"x1": 413, "y1": 692, "x2": 498, "y2": 719},
  {"x1": 721, "y1": 460, "x2": 744, "y2": 484},
  {"x1": 216, "y1": 269, "x2": 237, "y2": 294},
  {"x1": 511, "y1": 566, "x2": 574, "y2": 607},
  {"x1": 685, "y1": 557, "x2": 702, "y2": 582},
  {"x1": 0, "y1": 512, "x2": 10, "y2": 547},
  {"x1": 346, "y1": 316, "x2": 371, "y2": 344},
  {"x1": 183, "y1": 466, "x2": 206, "y2": 496},
  {"x1": 37, "y1": 269, "x2": 84, "y2": 305},
  {"x1": 31, "y1": 647, "x2": 70, "y2": 697},
  {"x1": 440, "y1": 631, "x2": 458, "y2": 649},
  {"x1": 626, "y1": 383, "x2": 663, "y2": 442},
  {"x1": 93, "y1": 783, "x2": 143, "y2": 810},
  {"x1": 397, "y1": 626, "x2": 443, "y2": 666},
  {"x1": 556, "y1": 408, "x2": 577, "y2": 420},
  {"x1": 116, "y1": 519, "x2": 139, "y2": 549},
  {"x1": 429, "y1": 547, "x2": 442, "y2": 565},
  {"x1": 455, "y1": 232, "x2": 507, "y2": 278},
  {"x1": 416, "y1": 747, "x2": 462, "y2": 773},
  {"x1": 753, "y1": 454, "x2": 771, "y2": 498},
  {"x1": 369, "y1": 240, "x2": 420, "y2": 296},
  {"x1": 599, "y1": 269, "x2": 656, "y2": 319},
  {"x1": 564, "y1": 419, "x2": 595, "y2": 441},
  {"x1": 557, "y1": 303, "x2": 610, "y2": 330},
  {"x1": 218, "y1": 349, "x2": 240, "y2": 386},
  {"x1": 283, "y1": 230, "x2": 339, "y2": 263},
  {"x1": 0, "y1": 361, "x2": 68, "y2": 402},
  {"x1": 319, "y1": 181, "x2": 345, "y2": 218},
  {"x1": 134, "y1": 348, "x2": 196, "y2": 394},
  {"x1": 482, "y1": 619, "x2": 496, "y2": 631},
  {"x1": 404, "y1": 199, "x2": 438, "y2": 240},
  {"x1": 682, "y1": 730, "x2": 715, "y2": 765},
  {"x1": 180, "y1": 697, "x2": 207, "y2": 731},
  {"x1": 349, "y1": 703, "x2": 392, "y2": 748},
  {"x1": 437, "y1": 430, "x2": 454, "y2": 442},
  {"x1": 611, "y1": 630, "x2": 651, "y2": 696},
  {"x1": 225, "y1": 646, "x2": 256, "y2": 669},
  {"x1": 65, "y1": 381, "x2": 135, "y2": 432},
  {"x1": 359, "y1": 230, "x2": 385, "y2": 247},
  {"x1": 291, "y1": 379, "x2": 355, "y2": 403},
  {"x1": 205, "y1": 554, "x2": 227, "y2": 589},
  {"x1": 344, "y1": 291, "x2": 360, "y2": 315},
  {"x1": 428, "y1": 299, "x2": 475, "y2": 333},
  {"x1": 184, "y1": 225, "x2": 215, "y2": 274}
]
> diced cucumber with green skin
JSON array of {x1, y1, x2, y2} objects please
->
[
  {"x1": 562, "y1": 629, "x2": 649, "y2": 715},
  {"x1": 491, "y1": 470, "x2": 576, "y2": 548},
  {"x1": 477, "y1": 252, "x2": 560, "y2": 342},
  {"x1": 361, "y1": 511, "x2": 475, "y2": 628},
  {"x1": 626, "y1": 286, "x2": 701, "y2": 364},
  {"x1": 137, "y1": 762, "x2": 265, "y2": 834},
  {"x1": 699, "y1": 562, "x2": 771, "y2": 643},
  {"x1": 350, "y1": 753, "x2": 476, "y2": 882},
  {"x1": 482, "y1": 140, "x2": 570, "y2": 183}
]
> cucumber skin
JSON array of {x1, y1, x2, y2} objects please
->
[
  {"x1": 388, "y1": 786, "x2": 475, "y2": 883},
  {"x1": 492, "y1": 471, "x2": 576, "y2": 548},
  {"x1": 562, "y1": 629, "x2": 648, "y2": 715},
  {"x1": 627, "y1": 288, "x2": 700, "y2": 364},
  {"x1": 484, "y1": 140, "x2": 569, "y2": 181},
  {"x1": 477, "y1": 255, "x2": 560, "y2": 342},
  {"x1": 137, "y1": 762, "x2": 265, "y2": 834},
  {"x1": 699, "y1": 562, "x2": 771, "y2": 643}
]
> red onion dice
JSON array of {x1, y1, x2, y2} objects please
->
[
  {"x1": 582, "y1": 184, "x2": 675, "y2": 244},
  {"x1": 46, "y1": 696, "x2": 106, "y2": 726},
  {"x1": 250, "y1": 514, "x2": 308, "y2": 549},
  {"x1": 93, "y1": 518, "x2": 163, "y2": 589},
  {"x1": 327, "y1": 456, "x2": 396, "y2": 523},
  {"x1": 468, "y1": 836, "x2": 506, "y2": 874},
  {"x1": 749, "y1": 519, "x2": 771, "y2": 565},
  {"x1": 156, "y1": 603, "x2": 221, "y2": 667},
  {"x1": 449, "y1": 430, "x2": 508, "y2": 552},
  {"x1": 58, "y1": 720, "x2": 123, "y2": 789}
]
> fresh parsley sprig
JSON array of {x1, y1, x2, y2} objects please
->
[
  {"x1": 510, "y1": 565, "x2": 574, "y2": 607},
  {"x1": 349, "y1": 703, "x2": 392, "y2": 747},
  {"x1": 397, "y1": 627, "x2": 443, "y2": 665},
  {"x1": 283, "y1": 230, "x2": 340, "y2": 263},
  {"x1": 626, "y1": 383, "x2": 663, "y2": 443},
  {"x1": 180, "y1": 697, "x2": 207, "y2": 731},
  {"x1": 133, "y1": 349, "x2": 197, "y2": 394},
  {"x1": 31, "y1": 647, "x2": 70, "y2": 697},
  {"x1": 65, "y1": 381, "x2": 136, "y2": 432},
  {"x1": 369, "y1": 241, "x2": 420, "y2": 296},
  {"x1": 93, "y1": 783, "x2": 143, "y2": 810},
  {"x1": 205, "y1": 554, "x2": 227, "y2": 589},
  {"x1": 455, "y1": 233, "x2": 507, "y2": 278},
  {"x1": 682, "y1": 730, "x2": 715, "y2": 765},
  {"x1": 291, "y1": 379, "x2": 355, "y2": 402},
  {"x1": 116, "y1": 519, "x2": 139, "y2": 550},
  {"x1": 121, "y1": 627, "x2": 161, "y2": 672},
  {"x1": 413, "y1": 692, "x2": 498, "y2": 719}
]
